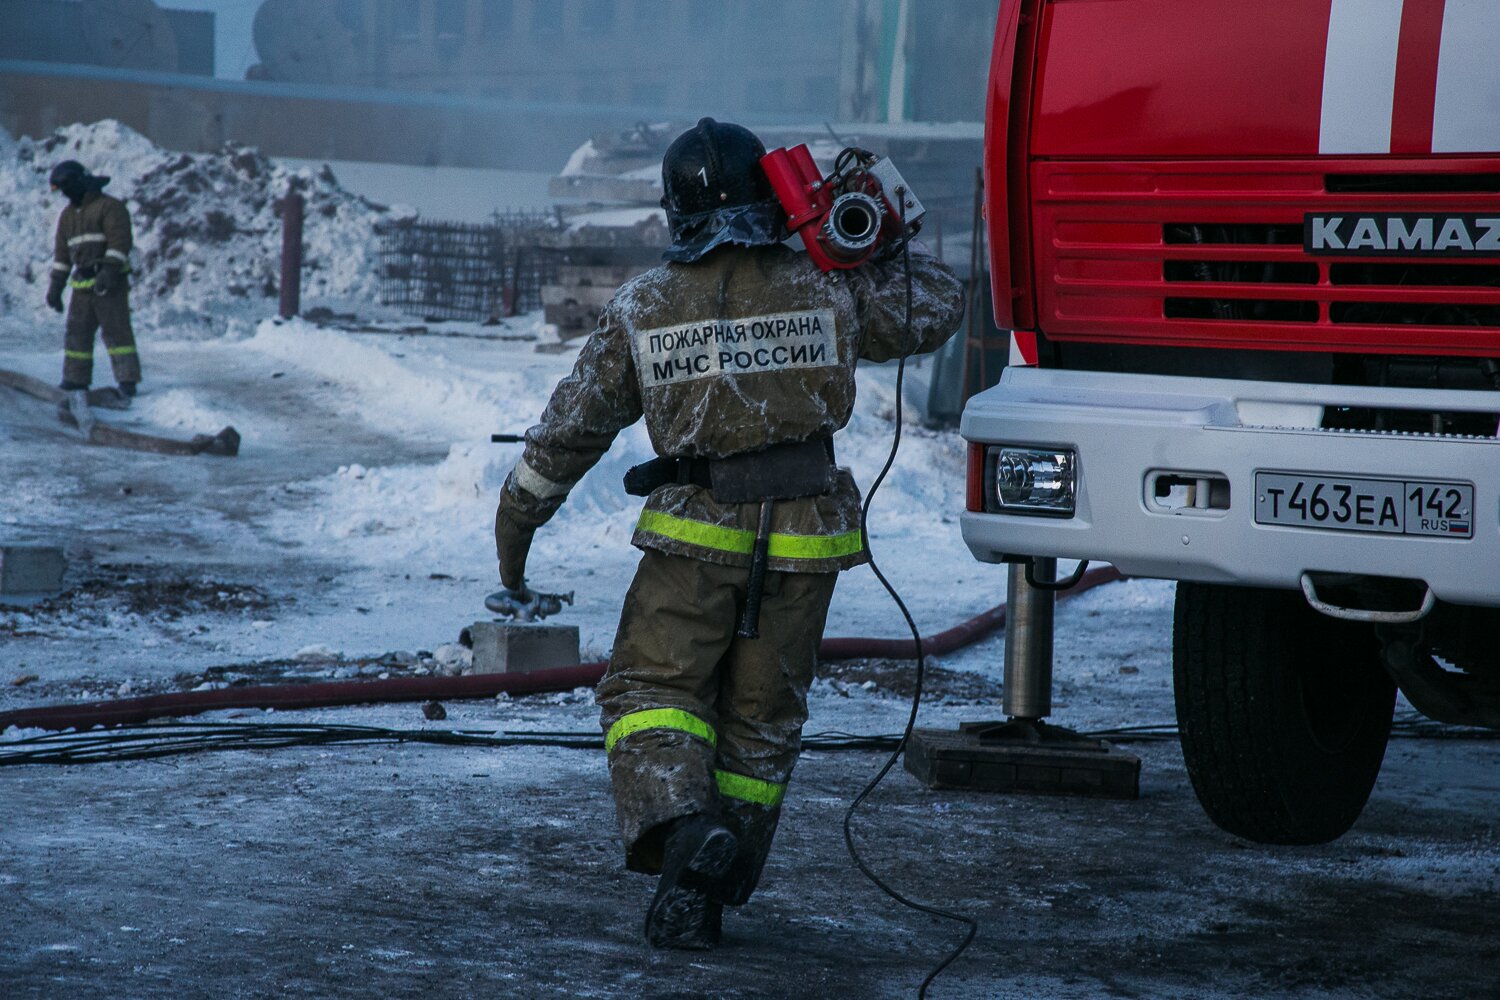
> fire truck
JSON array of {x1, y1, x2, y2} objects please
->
[{"x1": 961, "y1": 0, "x2": 1500, "y2": 843}]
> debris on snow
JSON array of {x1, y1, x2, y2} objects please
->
[{"x1": 430, "y1": 643, "x2": 473, "y2": 676}]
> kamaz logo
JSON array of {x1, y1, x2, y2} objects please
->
[{"x1": 1305, "y1": 213, "x2": 1500, "y2": 256}]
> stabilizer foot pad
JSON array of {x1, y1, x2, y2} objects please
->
[{"x1": 905, "y1": 722, "x2": 1141, "y2": 800}]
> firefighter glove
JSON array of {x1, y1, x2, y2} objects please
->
[
  {"x1": 93, "y1": 263, "x2": 121, "y2": 296},
  {"x1": 45, "y1": 276, "x2": 65, "y2": 313},
  {"x1": 494, "y1": 502, "x2": 535, "y2": 591}
]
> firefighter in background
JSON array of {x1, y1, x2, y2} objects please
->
[
  {"x1": 493, "y1": 119, "x2": 964, "y2": 949},
  {"x1": 46, "y1": 160, "x2": 141, "y2": 407}
]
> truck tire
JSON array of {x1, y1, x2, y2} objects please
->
[{"x1": 1172, "y1": 581, "x2": 1395, "y2": 845}]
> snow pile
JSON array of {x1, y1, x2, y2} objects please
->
[
  {"x1": 280, "y1": 435, "x2": 647, "y2": 572},
  {"x1": 251, "y1": 318, "x2": 656, "y2": 570},
  {"x1": 0, "y1": 120, "x2": 406, "y2": 336},
  {"x1": 131, "y1": 387, "x2": 251, "y2": 433},
  {"x1": 558, "y1": 139, "x2": 598, "y2": 177},
  {"x1": 245, "y1": 320, "x2": 520, "y2": 441}
]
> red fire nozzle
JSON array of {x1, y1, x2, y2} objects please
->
[
  {"x1": 762, "y1": 144, "x2": 914, "y2": 273},
  {"x1": 765, "y1": 144, "x2": 887, "y2": 272}
]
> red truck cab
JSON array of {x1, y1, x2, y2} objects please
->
[{"x1": 962, "y1": 0, "x2": 1500, "y2": 843}]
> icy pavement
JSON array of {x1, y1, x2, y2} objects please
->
[
  {"x1": 4, "y1": 706, "x2": 1498, "y2": 999},
  {"x1": 1, "y1": 258, "x2": 1496, "y2": 996}
]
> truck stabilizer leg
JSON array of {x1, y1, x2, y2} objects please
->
[{"x1": 905, "y1": 560, "x2": 1141, "y2": 799}]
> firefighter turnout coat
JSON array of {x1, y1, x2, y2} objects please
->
[
  {"x1": 497, "y1": 242, "x2": 964, "y2": 574},
  {"x1": 53, "y1": 189, "x2": 132, "y2": 282}
]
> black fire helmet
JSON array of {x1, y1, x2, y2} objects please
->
[
  {"x1": 49, "y1": 160, "x2": 108, "y2": 202},
  {"x1": 660, "y1": 118, "x2": 785, "y2": 263}
]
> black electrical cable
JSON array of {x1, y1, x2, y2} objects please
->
[
  {"x1": 840, "y1": 200, "x2": 978, "y2": 1000},
  {"x1": 833, "y1": 146, "x2": 878, "y2": 179},
  {"x1": 3, "y1": 711, "x2": 1490, "y2": 768},
  {"x1": 0, "y1": 723, "x2": 909, "y2": 767}
]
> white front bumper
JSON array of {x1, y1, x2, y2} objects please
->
[{"x1": 959, "y1": 367, "x2": 1500, "y2": 607}]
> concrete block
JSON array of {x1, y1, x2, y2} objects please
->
[
  {"x1": 0, "y1": 546, "x2": 66, "y2": 595},
  {"x1": 469, "y1": 621, "x2": 580, "y2": 674}
]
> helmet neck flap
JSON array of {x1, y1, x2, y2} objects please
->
[{"x1": 660, "y1": 117, "x2": 785, "y2": 263}]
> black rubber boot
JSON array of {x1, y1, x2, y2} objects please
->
[
  {"x1": 644, "y1": 814, "x2": 737, "y2": 950},
  {"x1": 707, "y1": 801, "x2": 781, "y2": 907},
  {"x1": 89, "y1": 386, "x2": 131, "y2": 410},
  {"x1": 118, "y1": 381, "x2": 137, "y2": 397}
]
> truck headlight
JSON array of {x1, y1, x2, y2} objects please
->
[{"x1": 993, "y1": 447, "x2": 1076, "y2": 515}]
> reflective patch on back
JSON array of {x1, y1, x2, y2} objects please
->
[{"x1": 634, "y1": 309, "x2": 838, "y2": 389}]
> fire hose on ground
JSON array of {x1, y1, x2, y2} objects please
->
[{"x1": 0, "y1": 567, "x2": 1124, "y2": 733}]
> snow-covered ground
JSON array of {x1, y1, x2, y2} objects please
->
[
  {"x1": 0, "y1": 301, "x2": 1032, "y2": 714},
  {"x1": 2, "y1": 122, "x2": 1496, "y2": 1000}
]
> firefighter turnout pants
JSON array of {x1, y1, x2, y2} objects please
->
[
  {"x1": 599, "y1": 548, "x2": 837, "y2": 900},
  {"x1": 63, "y1": 288, "x2": 140, "y2": 388}
]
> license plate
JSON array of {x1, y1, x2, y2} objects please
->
[{"x1": 1254, "y1": 473, "x2": 1474, "y2": 538}]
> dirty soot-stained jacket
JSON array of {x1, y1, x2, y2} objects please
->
[
  {"x1": 52, "y1": 190, "x2": 133, "y2": 287},
  {"x1": 502, "y1": 243, "x2": 965, "y2": 574}
]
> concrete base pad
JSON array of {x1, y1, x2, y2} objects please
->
[
  {"x1": 468, "y1": 620, "x2": 580, "y2": 674},
  {"x1": 0, "y1": 545, "x2": 66, "y2": 597}
]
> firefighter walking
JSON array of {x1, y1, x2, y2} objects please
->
[
  {"x1": 492, "y1": 119, "x2": 964, "y2": 949},
  {"x1": 46, "y1": 160, "x2": 141, "y2": 407}
]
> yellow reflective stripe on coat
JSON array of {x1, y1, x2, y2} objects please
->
[
  {"x1": 636, "y1": 509, "x2": 863, "y2": 561},
  {"x1": 107, "y1": 346, "x2": 136, "y2": 356},
  {"x1": 715, "y1": 769, "x2": 786, "y2": 807},
  {"x1": 605, "y1": 707, "x2": 716, "y2": 752},
  {"x1": 64, "y1": 350, "x2": 92, "y2": 360},
  {"x1": 68, "y1": 278, "x2": 95, "y2": 289}
]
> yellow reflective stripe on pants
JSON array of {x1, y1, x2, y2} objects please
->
[
  {"x1": 715, "y1": 769, "x2": 786, "y2": 807},
  {"x1": 107, "y1": 346, "x2": 136, "y2": 356},
  {"x1": 636, "y1": 509, "x2": 864, "y2": 561},
  {"x1": 64, "y1": 350, "x2": 92, "y2": 360},
  {"x1": 605, "y1": 707, "x2": 717, "y2": 753}
]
